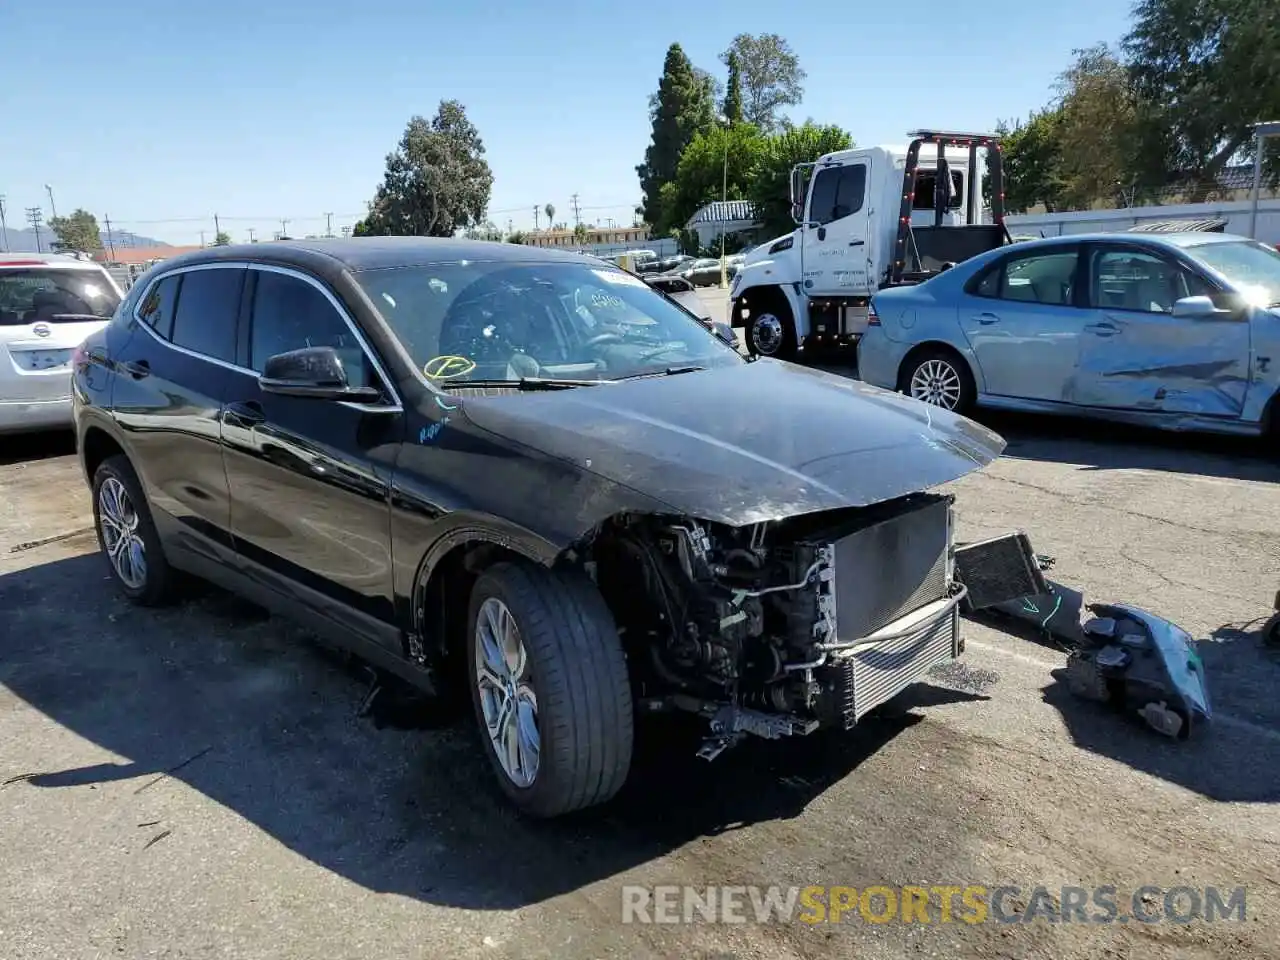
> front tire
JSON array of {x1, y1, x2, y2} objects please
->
[
  {"x1": 91, "y1": 455, "x2": 179, "y2": 606},
  {"x1": 742, "y1": 296, "x2": 797, "y2": 361},
  {"x1": 900, "y1": 348, "x2": 976, "y2": 414},
  {"x1": 467, "y1": 561, "x2": 633, "y2": 818}
]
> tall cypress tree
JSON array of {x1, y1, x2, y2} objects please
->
[
  {"x1": 722, "y1": 52, "x2": 744, "y2": 125},
  {"x1": 636, "y1": 43, "x2": 716, "y2": 231}
]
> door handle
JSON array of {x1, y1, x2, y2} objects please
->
[
  {"x1": 224, "y1": 400, "x2": 266, "y2": 427},
  {"x1": 975, "y1": 313, "x2": 999, "y2": 325},
  {"x1": 849, "y1": 239, "x2": 865, "y2": 247},
  {"x1": 120, "y1": 359, "x2": 150, "y2": 379}
]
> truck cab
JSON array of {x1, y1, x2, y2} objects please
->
[{"x1": 729, "y1": 129, "x2": 1009, "y2": 360}]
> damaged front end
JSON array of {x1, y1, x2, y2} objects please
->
[{"x1": 583, "y1": 492, "x2": 979, "y2": 759}]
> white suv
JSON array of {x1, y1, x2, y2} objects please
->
[{"x1": 1, "y1": 252, "x2": 123, "y2": 434}]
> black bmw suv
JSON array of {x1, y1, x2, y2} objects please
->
[{"x1": 72, "y1": 237, "x2": 1004, "y2": 817}]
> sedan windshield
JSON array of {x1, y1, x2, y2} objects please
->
[
  {"x1": 352, "y1": 260, "x2": 743, "y2": 385},
  {"x1": 0, "y1": 268, "x2": 121, "y2": 325},
  {"x1": 1186, "y1": 239, "x2": 1280, "y2": 307}
]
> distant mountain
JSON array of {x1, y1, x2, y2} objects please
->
[{"x1": 0, "y1": 226, "x2": 170, "y2": 254}]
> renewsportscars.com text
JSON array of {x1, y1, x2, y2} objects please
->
[{"x1": 621, "y1": 884, "x2": 1247, "y2": 925}]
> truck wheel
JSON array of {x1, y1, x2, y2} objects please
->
[
  {"x1": 743, "y1": 299, "x2": 797, "y2": 360},
  {"x1": 467, "y1": 560, "x2": 633, "y2": 818},
  {"x1": 91, "y1": 454, "x2": 180, "y2": 606},
  {"x1": 900, "y1": 348, "x2": 976, "y2": 414}
]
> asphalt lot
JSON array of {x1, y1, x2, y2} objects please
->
[{"x1": 3, "y1": 321, "x2": 1280, "y2": 958}]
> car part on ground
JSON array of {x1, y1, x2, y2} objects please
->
[{"x1": 954, "y1": 538, "x2": 1211, "y2": 740}]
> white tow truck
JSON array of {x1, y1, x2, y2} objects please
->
[{"x1": 728, "y1": 129, "x2": 1011, "y2": 360}]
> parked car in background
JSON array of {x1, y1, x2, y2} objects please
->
[
  {"x1": 857, "y1": 231, "x2": 1280, "y2": 436},
  {"x1": 670, "y1": 256, "x2": 744, "y2": 288},
  {"x1": 72, "y1": 237, "x2": 1013, "y2": 819},
  {"x1": 1, "y1": 252, "x2": 123, "y2": 435}
]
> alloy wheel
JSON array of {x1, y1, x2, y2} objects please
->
[
  {"x1": 909, "y1": 359, "x2": 963, "y2": 410},
  {"x1": 98, "y1": 476, "x2": 147, "y2": 590},
  {"x1": 474, "y1": 596, "x2": 541, "y2": 788}
]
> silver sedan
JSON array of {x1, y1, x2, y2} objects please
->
[{"x1": 856, "y1": 231, "x2": 1280, "y2": 436}]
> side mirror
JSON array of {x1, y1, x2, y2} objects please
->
[
  {"x1": 258, "y1": 346, "x2": 382, "y2": 402},
  {"x1": 1170, "y1": 295, "x2": 1232, "y2": 320},
  {"x1": 710, "y1": 320, "x2": 737, "y2": 347}
]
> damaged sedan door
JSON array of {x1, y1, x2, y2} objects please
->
[{"x1": 1072, "y1": 242, "x2": 1250, "y2": 418}]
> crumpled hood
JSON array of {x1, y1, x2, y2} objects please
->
[{"x1": 460, "y1": 359, "x2": 1006, "y2": 526}]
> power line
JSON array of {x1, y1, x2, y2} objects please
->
[{"x1": 25, "y1": 206, "x2": 43, "y2": 253}]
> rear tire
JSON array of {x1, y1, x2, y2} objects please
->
[
  {"x1": 467, "y1": 561, "x2": 633, "y2": 818},
  {"x1": 742, "y1": 295, "x2": 797, "y2": 361},
  {"x1": 899, "y1": 347, "x2": 976, "y2": 415},
  {"x1": 91, "y1": 455, "x2": 180, "y2": 606},
  {"x1": 1263, "y1": 612, "x2": 1280, "y2": 648}
]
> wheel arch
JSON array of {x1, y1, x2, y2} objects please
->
[
  {"x1": 80, "y1": 422, "x2": 127, "y2": 486},
  {"x1": 731, "y1": 282, "x2": 801, "y2": 330}
]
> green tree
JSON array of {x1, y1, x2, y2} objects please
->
[
  {"x1": 720, "y1": 34, "x2": 806, "y2": 133},
  {"x1": 746, "y1": 122, "x2": 853, "y2": 239},
  {"x1": 636, "y1": 43, "x2": 717, "y2": 231},
  {"x1": 48, "y1": 209, "x2": 103, "y2": 254},
  {"x1": 544, "y1": 203, "x2": 555, "y2": 229},
  {"x1": 507, "y1": 230, "x2": 528, "y2": 244},
  {"x1": 572, "y1": 223, "x2": 588, "y2": 246},
  {"x1": 1053, "y1": 45, "x2": 1147, "y2": 208},
  {"x1": 1124, "y1": 0, "x2": 1280, "y2": 193},
  {"x1": 361, "y1": 100, "x2": 494, "y2": 236},
  {"x1": 997, "y1": 110, "x2": 1067, "y2": 213},
  {"x1": 722, "y1": 51, "x2": 744, "y2": 124},
  {"x1": 213, "y1": 231, "x2": 231, "y2": 246},
  {"x1": 664, "y1": 122, "x2": 769, "y2": 231}
]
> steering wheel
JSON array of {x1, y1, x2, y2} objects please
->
[
  {"x1": 585, "y1": 332, "x2": 624, "y2": 347},
  {"x1": 635, "y1": 342, "x2": 689, "y2": 362}
]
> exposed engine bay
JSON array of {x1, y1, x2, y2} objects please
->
[{"x1": 581, "y1": 492, "x2": 981, "y2": 759}]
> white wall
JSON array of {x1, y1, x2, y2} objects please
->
[{"x1": 1006, "y1": 198, "x2": 1280, "y2": 244}]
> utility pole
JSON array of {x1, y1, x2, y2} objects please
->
[
  {"x1": 325, "y1": 212, "x2": 333, "y2": 237},
  {"x1": 533, "y1": 206, "x2": 540, "y2": 230},
  {"x1": 280, "y1": 218, "x2": 289, "y2": 238},
  {"x1": 248, "y1": 227, "x2": 256, "y2": 243},
  {"x1": 25, "y1": 206, "x2": 43, "y2": 252},
  {"x1": 0, "y1": 195, "x2": 8, "y2": 252},
  {"x1": 103, "y1": 214, "x2": 117, "y2": 259},
  {"x1": 507, "y1": 218, "x2": 514, "y2": 236},
  {"x1": 214, "y1": 213, "x2": 221, "y2": 240},
  {"x1": 570, "y1": 194, "x2": 581, "y2": 227},
  {"x1": 200, "y1": 230, "x2": 206, "y2": 247},
  {"x1": 341, "y1": 225, "x2": 351, "y2": 238}
]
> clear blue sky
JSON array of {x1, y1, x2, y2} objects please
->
[{"x1": 3, "y1": 0, "x2": 1133, "y2": 247}]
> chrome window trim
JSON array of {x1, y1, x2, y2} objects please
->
[{"x1": 131, "y1": 260, "x2": 403, "y2": 414}]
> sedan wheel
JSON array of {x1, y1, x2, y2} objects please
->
[
  {"x1": 909, "y1": 357, "x2": 964, "y2": 410},
  {"x1": 91, "y1": 454, "x2": 179, "y2": 606},
  {"x1": 98, "y1": 476, "x2": 147, "y2": 590},
  {"x1": 474, "y1": 596, "x2": 540, "y2": 788}
]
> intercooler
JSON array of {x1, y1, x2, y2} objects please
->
[{"x1": 791, "y1": 493, "x2": 959, "y2": 727}]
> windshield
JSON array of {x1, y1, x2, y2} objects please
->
[
  {"x1": 0, "y1": 267, "x2": 121, "y2": 325},
  {"x1": 1186, "y1": 239, "x2": 1280, "y2": 307},
  {"x1": 353, "y1": 260, "x2": 743, "y2": 385}
]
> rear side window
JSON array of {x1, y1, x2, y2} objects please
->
[
  {"x1": 136, "y1": 274, "x2": 180, "y2": 339},
  {"x1": 169, "y1": 268, "x2": 243, "y2": 363},
  {"x1": 972, "y1": 248, "x2": 1080, "y2": 306}
]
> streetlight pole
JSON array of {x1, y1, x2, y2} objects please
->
[
  {"x1": 44, "y1": 184, "x2": 58, "y2": 221},
  {"x1": 1248, "y1": 121, "x2": 1280, "y2": 240},
  {"x1": 717, "y1": 114, "x2": 730, "y2": 289}
]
